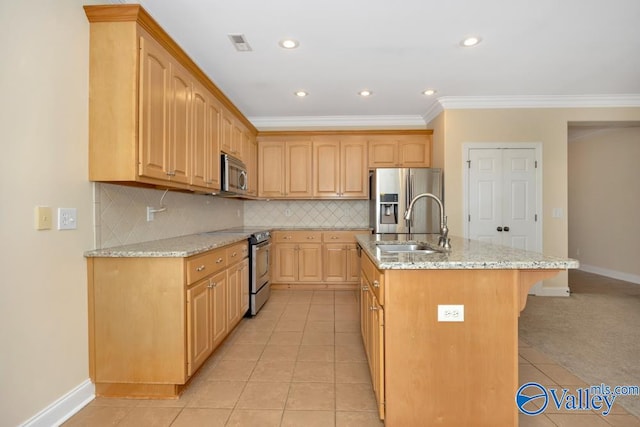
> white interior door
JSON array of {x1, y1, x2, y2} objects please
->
[{"x1": 468, "y1": 148, "x2": 538, "y2": 251}]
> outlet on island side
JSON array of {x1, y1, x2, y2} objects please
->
[{"x1": 438, "y1": 304, "x2": 464, "y2": 322}]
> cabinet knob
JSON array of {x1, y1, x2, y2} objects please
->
[
  {"x1": 216, "y1": 257, "x2": 223, "y2": 263},
  {"x1": 196, "y1": 265, "x2": 206, "y2": 272},
  {"x1": 373, "y1": 280, "x2": 380, "y2": 288},
  {"x1": 331, "y1": 236, "x2": 339, "y2": 240},
  {"x1": 307, "y1": 236, "x2": 315, "y2": 240},
  {"x1": 231, "y1": 251, "x2": 237, "y2": 257},
  {"x1": 504, "y1": 226, "x2": 510, "y2": 232},
  {"x1": 283, "y1": 236, "x2": 291, "y2": 240},
  {"x1": 370, "y1": 305, "x2": 379, "y2": 311}
]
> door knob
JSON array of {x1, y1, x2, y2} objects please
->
[
  {"x1": 504, "y1": 226, "x2": 510, "y2": 232},
  {"x1": 497, "y1": 227, "x2": 503, "y2": 232}
]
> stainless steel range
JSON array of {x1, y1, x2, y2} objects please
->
[
  {"x1": 247, "y1": 230, "x2": 271, "y2": 316},
  {"x1": 216, "y1": 227, "x2": 271, "y2": 316}
]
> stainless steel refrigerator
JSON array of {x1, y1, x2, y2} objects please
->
[{"x1": 369, "y1": 168, "x2": 443, "y2": 235}]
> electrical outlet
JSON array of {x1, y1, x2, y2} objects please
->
[
  {"x1": 57, "y1": 208, "x2": 77, "y2": 230},
  {"x1": 438, "y1": 304, "x2": 464, "y2": 322},
  {"x1": 284, "y1": 208, "x2": 292, "y2": 217}
]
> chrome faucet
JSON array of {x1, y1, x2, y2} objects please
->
[{"x1": 404, "y1": 193, "x2": 451, "y2": 249}]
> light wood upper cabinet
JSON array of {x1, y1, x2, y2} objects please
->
[
  {"x1": 287, "y1": 141, "x2": 314, "y2": 198},
  {"x1": 138, "y1": 33, "x2": 171, "y2": 182},
  {"x1": 85, "y1": 5, "x2": 257, "y2": 193},
  {"x1": 313, "y1": 136, "x2": 367, "y2": 199},
  {"x1": 191, "y1": 81, "x2": 221, "y2": 191},
  {"x1": 368, "y1": 134, "x2": 432, "y2": 168},
  {"x1": 258, "y1": 139, "x2": 313, "y2": 198},
  {"x1": 258, "y1": 141, "x2": 286, "y2": 197},
  {"x1": 244, "y1": 134, "x2": 258, "y2": 196}
]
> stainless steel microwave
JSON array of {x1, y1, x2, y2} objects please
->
[{"x1": 221, "y1": 154, "x2": 247, "y2": 195}]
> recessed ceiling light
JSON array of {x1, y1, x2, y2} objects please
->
[
  {"x1": 359, "y1": 90, "x2": 372, "y2": 97},
  {"x1": 279, "y1": 39, "x2": 299, "y2": 49},
  {"x1": 423, "y1": 89, "x2": 437, "y2": 96},
  {"x1": 461, "y1": 36, "x2": 481, "y2": 47},
  {"x1": 294, "y1": 90, "x2": 308, "y2": 97}
]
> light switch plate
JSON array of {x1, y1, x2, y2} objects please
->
[
  {"x1": 34, "y1": 206, "x2": 52, "y2": 230},
  {"x1": 438, "y1": 304, "x2": 464, "y2": 322},
  {"x1": 57, "y1": 208, "x2": 77, "y2": 230}
]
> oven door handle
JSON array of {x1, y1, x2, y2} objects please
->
[{"x1": 254, "y1": 241, "x2": 271, "y2": 250}]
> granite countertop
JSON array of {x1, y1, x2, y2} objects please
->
[
  {"x1": 84, "y1": 226, "x2": 372, "y2": 258},
  {"x1": 84, "y1": 231, "x2": 253, "y2": 258},
  {"x1": 271, "y1": 226, "x2": 372, "y2": 231},
  {"x1": 356, "y1": 234, "x2": 580, "y2": 270}
]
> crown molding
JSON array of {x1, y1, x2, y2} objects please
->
[
  {"x1": 247, "y1": 115, "x2": 427, "y2": 131},
  {"x1": 437, "y1": 94, "x2": 640, "y2": 109},
  {"x1": 422, "y1": 101, "x2": 445, "y2": 125}
]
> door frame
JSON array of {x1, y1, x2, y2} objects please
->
[{"x1": 462, "y1": 142, "x2": 544, "y2": 255}]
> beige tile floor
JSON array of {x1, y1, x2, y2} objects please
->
[{"x1": 64, "y1": 289, "x2": 640, "y2": 427}]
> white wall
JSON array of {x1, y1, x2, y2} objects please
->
[
  {"x1": 0, "y1": 1, "x2": 98, "y2": 425},
  {"x1": 568, "y1": 126, "x2": 640, "y2": 283}
]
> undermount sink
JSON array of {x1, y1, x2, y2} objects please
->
[{"x1": 376, "y1": 243, "x2": 443, "y2": 254}]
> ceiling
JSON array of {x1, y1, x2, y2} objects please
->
[{"x1": 120, "y1": 0, "x2": 640, "y2": 128}]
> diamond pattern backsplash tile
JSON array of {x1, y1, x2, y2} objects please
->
[
  {"x1": 244, "y1": 199, "x2": 369, "y2": 228},
  {"x1": 94, "y1": 183, "x2": 243, "y2": 249}
]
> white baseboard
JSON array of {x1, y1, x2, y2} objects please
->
[
  {"x1": 579, "y1": 264, "x2": 640, "y2": 285},
  {"x1": 21, "y1": 379, "x2": 94, "y2": 427}
]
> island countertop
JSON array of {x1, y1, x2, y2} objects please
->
[{"x1": 356, "y1": 233, "x2": 579, "y2": 270}]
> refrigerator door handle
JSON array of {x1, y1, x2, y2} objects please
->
[
  {"x1": 405, "y1": 172, "x2": 411, "y2": 228},
  {"x1": 409, "y1": 173, "x2": 415, "y2": 227}
]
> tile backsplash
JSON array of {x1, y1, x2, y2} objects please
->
[
  {"x1": 94, "y1": 183, "x2": 243, "y2": 249},
  {"x1": 244, "y1": 199, "x2": 369, "y2": 228},
  {"x1": 94, "y1": 183, "x2": 370, "y2": 249}
]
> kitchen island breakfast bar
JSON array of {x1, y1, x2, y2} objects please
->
[{"x1": 355, "y1": 233, "x2": 578, "y2": 427}]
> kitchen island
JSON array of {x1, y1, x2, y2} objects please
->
[{"x1": 355, "y1": 234, "x2": 578, "y2": 427}]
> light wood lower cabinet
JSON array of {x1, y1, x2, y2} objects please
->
[
  {"x1": 87, "y1": 240, "x2": 248, "y2": 398},
  {"x1": 359, "y1": 250, "x2": 559, "y2": 426},
  {"x1": 271, "y1": 230, "x2": 367, "y2": 288},
  {"x1": 360, "y1": 254, "x2": 385, "y2": 420}
]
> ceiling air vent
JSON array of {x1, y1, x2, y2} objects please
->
[{"x1": 228, "y1": 34, "x2": 252, "y2": 52}]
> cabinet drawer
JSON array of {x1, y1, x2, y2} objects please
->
[
  {"x1": 362, "y1": 254, "x2": 385, "y2": 305},
  {"x1": 226, "y1": 241, "x2": 248, "y2": 264},
  {"x1": 186, "y1": 248, "x2": 227, "y2": 285},
  {"x1": 273, "y1": 230, "x2": 322, "y2": 243},
  {"x1": 323, "y1": 231, "x2": 362, "y2": 243}
]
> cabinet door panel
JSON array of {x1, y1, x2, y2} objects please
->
[
  {"x1": 368, "y1": 141, "x2": 397, "y2": 168},
  {"x1": 187, "y1": 279, "x2": 212, "y2": 376},
  {"x1": 168, "y1": 62, "x2": 191, "y2": 183},
  {"x1": 273, "y1": 244, "x2": 297, "y2": 282},
  {"x1": 139, "y1": 35, "x2": 170, "y2": 180},
  {"x1": 313, "y1": 140, "x2": 340, "y2": 197},
  {"x1": 258, "y1": 141, "x2": 285, "y2": 197},
  {"x1": 340, "y1": 138, "x2": 368, "y2": 198},
  {"x1": 210, "y1": 271, "x2": 227, "y2": 347},
  {"x1": 347, "y1": 245, "x2": 361, "y2": 283},
  {"x1": 286, "y1": 141, "x2": 313, "y2": 197},
  {"x1": 399, "y1": 137, "x2": 430, "y2": 167},
  {"x1": 227, "y1": 264, "x2": 241, "y2": 327},
  {"x1": 298, "y1": 244, "x2": 323, "y2": 282},
  {"x1": 324, "y1": 244, "x2": 347, "y2": 282}
]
